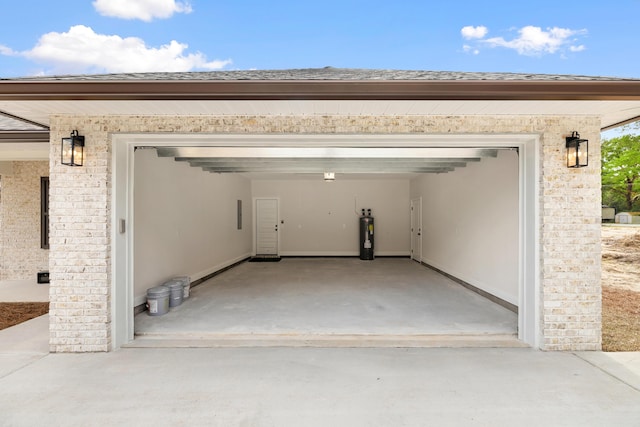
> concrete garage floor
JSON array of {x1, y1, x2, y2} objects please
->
[{"x1": 134, "y1": 258, "x2": 519, "y2": 347}]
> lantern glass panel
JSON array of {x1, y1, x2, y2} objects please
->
[
  {"x1": 566, "y1": 138, "x2": 588, "y2": 168},
  {"x1": 61, "y1": 137, "x2": 73, "y2": 165},
  {"x1": 72, "y1": 140, "x2": 84, "y2": 166}
]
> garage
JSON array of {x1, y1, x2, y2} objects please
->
[
  {"x1": 6, "y1": 67, "x2": 625, "y2": 352},
  {"x1": 119, "y1": 134, "x2": 527, "y2": 347}
]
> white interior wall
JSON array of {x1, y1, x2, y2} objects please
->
[
  {"x1": 251, "y1": 178, "x2": 411, "y2": 256},
  {"x1": 133, "y1": 150, "x2": 252, "y2": 304},
  {"x1": 410, "y1": 150, "x2": 519, "y2": 305}
]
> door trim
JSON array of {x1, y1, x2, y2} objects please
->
[
  {"x1": 410, "y1": 197, "x2": 422, "y2": 262},
  {"x1": 253, "y1": 197, "x2": 280, "y2": 256}
]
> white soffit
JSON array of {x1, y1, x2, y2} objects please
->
[{"x1": 1, "y1": 99, "x2": 640, "y2": 129}]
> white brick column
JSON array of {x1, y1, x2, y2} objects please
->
[
  {"x1": 49, "y1": 121, "x2": 111, "y2": 352},
  {"x1": 539, "y1": 124, "x2": 602, "y2": 350}
]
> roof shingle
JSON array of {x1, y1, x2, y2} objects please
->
[{"x1": 2, "y1": 67, "x2": 638, "y2": 82}]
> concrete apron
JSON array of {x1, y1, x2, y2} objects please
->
[
  {"x1": 130, "y1": 258, "x2": 523, "y2": 349},
  {"x1": 126, "y1": 334, "x2": 527, "y2": 349}
]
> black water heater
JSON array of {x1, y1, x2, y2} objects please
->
[{"x1": 359, "y1": 209, "x2": 374, "y2": 260}]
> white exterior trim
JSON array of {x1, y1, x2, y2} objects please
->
[{"x1": 112, "y1": 132, "x2": 539, "y2": 349}]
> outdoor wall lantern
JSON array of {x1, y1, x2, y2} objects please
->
[
  {"x1": 61, "y1": 130, "x2": 85, "y2": 166},
  {"x1": 565, "y1": 131, "x2": 588, "y2": 168},
  {"x1": 323, "y1": 172, "x2": 336, "y2": 182}
]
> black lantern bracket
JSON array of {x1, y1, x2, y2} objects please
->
[{"x1": 61, "y1": 130, "x2": 85, "y2": 166}]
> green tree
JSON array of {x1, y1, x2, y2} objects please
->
[{"x1": 601, "y1": 134, "x2": 640, "y2": 212}]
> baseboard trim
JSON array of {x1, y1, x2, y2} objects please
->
[
  {"x1": 279, "y1": 251, "x2": 411, "y2": 257},
  {"x1": 189, "y1": 257, "x2": 250, "y2": 289},
  {"x1": 420, "y1": 261, "x2": 518, "y2": 314},
  {"x1": 280, "y1": 255, "x2": 410, "y2": 259},
  {"x1": 134, "y1": 256, "x2": 251, "y2": 315}
]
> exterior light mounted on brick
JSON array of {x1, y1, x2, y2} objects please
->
[
  {"x1": 61, "y1": 130, "x2": 84, "y2": 166},
  {"x1": 565, "y1": 131, "x2": 588, "y2": 168}
]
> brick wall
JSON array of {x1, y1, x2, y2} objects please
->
[
  {"x1": 48, "y1": 114, "x2": 601, "y2": 352},
  {"x1": 0, "y1": 161, "x2": 50, "y2": 281}
]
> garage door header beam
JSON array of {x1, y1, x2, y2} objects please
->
[{"x1": 156, "y1": 147, "x2": 499, "y2": 159}]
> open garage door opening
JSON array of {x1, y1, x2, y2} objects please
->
[{"x1": 112, "y1": 134, "x2": 538, "y2": 349}]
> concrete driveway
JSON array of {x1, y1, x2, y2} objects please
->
[
  {"x1": 1, "y1": 279, "x2": 639, "y2": 426},
  {"x1": 1, "y1": 316, "x2": 640, "y2": 426}
]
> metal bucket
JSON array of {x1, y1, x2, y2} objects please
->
[
  {"x1": 146, "y1": 285, "x2": 170, "y2": 316},
  {"x1": 165, "y1": 280, "x2": 184, "y2": 308},
  {"x1": 173, "y1": 276, "x2": 191, "y2": 299}
]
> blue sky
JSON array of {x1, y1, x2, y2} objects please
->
[{"x1": 1, "y1": 0, "x2": 639, "y2": 79}]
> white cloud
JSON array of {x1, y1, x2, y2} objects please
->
[
  {"x1": 460, "y1": 25, "x2": 587, "y2": 56},
  {"x1": 0, "y1": 44, "x2": 16, "y2": 56},
  {"x1": 1, "y1": 25, "x2": 231, "y2": 74},
  {"x1": 462, "y1": 45, "x2": 480, "y2": 55},
  {"x1": 93, "y1": 0, "x2": 192, "y2": 22},
  {"x1": 482, "y1": 26, "x2": 587, "y2": 56},
  {"x1": 461, "y1": 26, "x2": 488, "y2": 40}
]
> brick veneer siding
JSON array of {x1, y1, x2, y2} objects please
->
[
  {"x1": 48, "y1": 114, "x2": 601, "y2": 352},
  {"x1": 0, "y1": 161, "x2": 49, "y2": 281}
]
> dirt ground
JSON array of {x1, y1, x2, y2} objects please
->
[
  {"x1": 602, "y1": 226, "x2": 640, "y2": 292},
  {"x1": 601, "y1": 225, "x2": 640, "y2": 351},
  {"x1": 0, "y1": 302, "x2": 49, "y2": 331}
]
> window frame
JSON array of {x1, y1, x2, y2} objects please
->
[{"x1": 41, "y1": 177, "x2": 49, "y2": 249}]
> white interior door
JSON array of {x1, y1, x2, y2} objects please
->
[
  {"x1": 256, "y1": 198, "x2": 279, "y2": 255},
  {"x1": 410, "y1": 197, "x2": 422, "y2": 262}
]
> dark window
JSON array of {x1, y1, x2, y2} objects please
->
[{"x1": 41, "y1": 177, "x2": 49, "y2": 249}]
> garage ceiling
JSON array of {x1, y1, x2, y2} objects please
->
[{"x1": 156, "y1": 146, "x2": 499, "y2": 174}]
